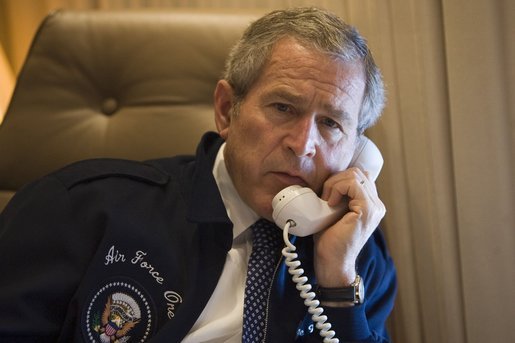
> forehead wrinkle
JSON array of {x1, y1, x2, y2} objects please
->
[{"x1": 270, "y1": 62, "x2": 363, "y2": 113}]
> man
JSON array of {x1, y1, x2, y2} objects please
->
[{"x1": 0, "y1": 7, "x2": 396, "y2": 342}]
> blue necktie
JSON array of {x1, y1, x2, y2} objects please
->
[{"x1": 242, "y1": 219, "x2": 283, "y2": 343}]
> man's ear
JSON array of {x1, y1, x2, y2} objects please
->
[{"x1": 214, "y1": 80, "x2": 234, "y2": 139}]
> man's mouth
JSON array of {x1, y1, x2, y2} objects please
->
[{"x1": 271, "y1": 171, "x2": 309, "y2": 187}]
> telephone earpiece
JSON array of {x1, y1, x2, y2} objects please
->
[{"x1": 349, "y1": 136, "x2": 383, "y2": 183}]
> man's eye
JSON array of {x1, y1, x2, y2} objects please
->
[
  {"x1": 321, "y1": 117, "x2": 341, "y2": 129},
  {"x1": 274, "y1": 103, "x2": 290, "y2": 112}
]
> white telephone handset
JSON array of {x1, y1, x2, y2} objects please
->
[
  {"x1": 272, "y1": 136, "x2": 383, "y2": 236},
  {"x1": 271, "y1": 136, "x2": 383, "y2": 343}
]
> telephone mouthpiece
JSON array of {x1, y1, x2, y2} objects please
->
[{"x1": 272, "y1": 185, "x2": 346, "y2": 237}]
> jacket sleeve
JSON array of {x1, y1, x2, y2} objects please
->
[
  {"x1": 0, "y1": 176, "x2": 101, "y2": 341},
  {"x1": 304, "y1": 229, "x2": 397, "y2": 343}
]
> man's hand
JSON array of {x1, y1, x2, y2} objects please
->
[{"x1": 314, "y1": 167, "x2": 386, "y2": 287}]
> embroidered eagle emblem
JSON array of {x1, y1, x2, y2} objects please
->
[
  {"x1": 83, "y1": 280, "x2": 154, "y2": 342},
  {"x1": 94, "y1": 292, "x2": 141, "y2": 342}
]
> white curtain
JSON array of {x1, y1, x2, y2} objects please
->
[{"x1": 1, "y1": 0, "x2": 514, "y2": 342}]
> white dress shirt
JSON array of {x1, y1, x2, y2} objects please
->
[{"x1": 182, "y1": 143, "x2": 259, "y2": 343}]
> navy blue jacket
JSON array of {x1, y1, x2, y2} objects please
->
[{"x1": 0, "y1": 132, "x2": 396, "y2": 342}]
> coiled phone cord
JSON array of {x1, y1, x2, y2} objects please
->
[{"x1": 281, "y1": 220, "x2": 339, "y2": 343}]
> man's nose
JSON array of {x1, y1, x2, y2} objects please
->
[{"x1": 285, "y1": 116, "x2": 318, "y2": 158}]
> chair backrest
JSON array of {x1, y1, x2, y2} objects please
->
[{"x1": 0, "y1": 10, "x2": 256, "y2": 211}]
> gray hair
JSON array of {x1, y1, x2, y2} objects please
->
[{"x1": 223, "y1": 7, "x2": 385, "y2": 134}]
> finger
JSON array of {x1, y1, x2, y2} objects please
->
[
  {"x1": 353, "y1": 168, "x2": 380, "y2": 198},
  {"x1": 326, "y1": 176, "x2": 366, "y2": 205},
  {"x1": 322, "y1": 167, "x2": 378, "y2": 206},
  {"x1": 348, "y1": 198, "x2": 365, "y2": 217},
  {"x1": 321, "y1": 170, "x2": 356, "y2": 200}
]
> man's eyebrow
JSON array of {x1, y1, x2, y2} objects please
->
[
  {"x1": 262, "y1": 88, "x2": 353, "y2": 122},
  {"x1": 322, "y1": 104, "x2": 353, "y2": 122},
  {"x1": 261, "y1": 88, "x2": 304, "y2": 104}
]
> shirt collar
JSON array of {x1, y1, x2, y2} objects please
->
[{"x1": 212, "y1": 143, "x2": 259, "y2": 239}]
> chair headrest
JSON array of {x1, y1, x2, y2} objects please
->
[{"x1": 0, "y1": 10, "x2": 257, "y2": 190}]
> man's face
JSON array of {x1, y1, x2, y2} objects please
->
[{"x1": 215, "y1": 37, "x2": 365, "y2": 220}]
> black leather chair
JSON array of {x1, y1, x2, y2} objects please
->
[{"x1": 0, "y1": 10, "x2": 256, "y2": 211}]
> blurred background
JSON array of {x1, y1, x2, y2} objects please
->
[{"x1": 0, "y1": 0, "x2": 514, "y2": 342}]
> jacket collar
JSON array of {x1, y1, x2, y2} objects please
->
[{"x1": 184, "y1": 132, "x2": 232, "y2": 225}]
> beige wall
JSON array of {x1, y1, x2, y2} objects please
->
[{"x1": 1, "y1": 1, "x2": 514, "y2": 342}]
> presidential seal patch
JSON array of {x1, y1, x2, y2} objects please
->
[{"x1": 83, "y1": 279, "x2": 155, "y2": 342}]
